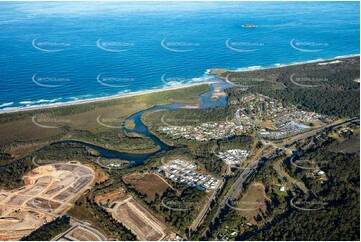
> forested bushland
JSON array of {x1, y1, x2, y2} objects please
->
[
  {"x1": 0, "y1": 157, "x2": 32, "y2": 189},
  {"x1": 158, "y1": 187, "x2": 206, "y2": 234},
  {"x1": 87, "y1": 198, "x2": 137, "y2": 240},
  {"x1": 248, "y1": 137, "x2": 360, "y2": 240},
  {"x1": 121, "y1": 164, "x2": 207, "y2": 235},
  {"x1": 223, "y1": 57, "x2": 360, "y2": 118},
  {"x1": 21, "y1": 216, "x2": 71, "y2": 241},
  {"x1": 0, "y1": 142, "x2": 98, "y2": 189}
]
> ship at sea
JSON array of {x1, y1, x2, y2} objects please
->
[
  {"x1": 0, "y1": 1, "x2": 359, "y2": 111},
  {"x1": 242, "y1": 24, "x2": 258, "y2": 28}
]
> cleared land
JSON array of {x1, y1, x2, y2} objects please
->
[
  {"x1": 0, "y1": 162, "x2": 94, "y2": 240},
  {"x1": 53, "y1": 221, "x2": 107, "y2": 241},
  {"x1": 94, "y1": 189, "x2": 126, "y2": 207},
  {"x1": 332, "y1": 136, "x2": 360, "y2": 155},
  {"x1": 234, "y1": 183, "x2": 270, "y2": 224},
  {"x1": 110, "y1": 196, "x2": 175, "y2": 241},
  {"x1": 85, "y1": 164, "x2": 109, "y2": 184},
  {"x1": 123, "y1": 173, "x2": 171, "y2": 202}
]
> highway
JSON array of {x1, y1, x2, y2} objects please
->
[
  {"x1": 214, "y1": 145, "x2": 273, "y2": 220},
  {"x1": 188, "y1": 151, "x2": 231, "y2": 236},
  {"x1": 185, "y1": 116, "x2": 358, "y2": 238},
  {"x1": 197, "y1": 117, "x2": 358, "y2": 237}
]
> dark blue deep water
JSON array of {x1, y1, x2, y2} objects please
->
[{"x1": 0, "y1": 1, "x2": 359, "y2": 111}]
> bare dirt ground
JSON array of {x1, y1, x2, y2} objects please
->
[
  {"x1": 109, "y1": 196, "x2": 175, "y2": 241},
  {"x1": 94, "y1": 189, "x2": 126, "y2": 206},
  {"x1": 53, "y1": 221, "x2": 107, "y2": 241},
  {"x1": 0, "y1": 162, "x2": 95, "y2": 240},
  {"x1": 84, "y1": 164, "x2": 109, "y2": 184},
  {"x1": 123, "y1": 173, "x2": 171, "y2": 202}
]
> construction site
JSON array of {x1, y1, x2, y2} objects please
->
[
  {"x1": 53, "y1": 220, "x2": 107, "y2": 241},
  {"x1": 0, "y1": 162, "x2": 95, "y2": 240},
  {"x1": 108, "y1": 196, "x2": 176, "y2": 241}
]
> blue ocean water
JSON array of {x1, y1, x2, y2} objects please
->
[{"x1": 0, "y1": 1, "x2": 359, "y2": 111}]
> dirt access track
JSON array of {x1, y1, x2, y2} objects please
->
[
  {"x1": 0, "y1": 162, "x2": 95, "y2": 241},
  {"x1": 53, "y1": 221, "x2": 107, "y2": 241},
  {"x1": 109, "y1": 196, "x2": 175, "y2": 241}
]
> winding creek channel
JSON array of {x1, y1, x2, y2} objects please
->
[{"x1": 56, "y1": 77, "x2": 235, "y2": 166}]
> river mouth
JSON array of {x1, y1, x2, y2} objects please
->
[
  {"x1": 22, "y1": 78, "x2": 233, "y2": 167},
  {"x1": 56, "y1": 78, "x2": 234, "y2": 167}
]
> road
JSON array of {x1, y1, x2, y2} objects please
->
[
  {"x1": 215, "y1": 145, "x2": 274, "y2": 217},
  {"x1": 188, "y1": 148, "x2": 231, "y2": 236},
  {"x1": 272, "y1": 117, "x2": 359, "y2": 194},
  {"x1": 194, "y1": 145, "x2": 273, "y2": 238},
  {"x1": 51, "y1": 220, "x2": 108, "y2": 241},
  {"x1": 273, "y1": 158, "x2": 309, "y2": 194},
  {"x1": 194, "y1": 111, "x2": 290, "y2": 236},
  {"x1": 185, "y1": 116, "x2": 358, "y2": 238},
  {"x1": 278, "y1": 117, "x2": 359, "y2": 147},
  {"x1": 200, "y1": 117, "x2": 358, "y2": 236},
  {"x1": 189, "y1": 176, "x2": 224, "y2": 235}
]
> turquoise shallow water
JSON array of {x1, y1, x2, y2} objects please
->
[{"x1": 0, "y1": 1, "x2": 359, "y2": 111}]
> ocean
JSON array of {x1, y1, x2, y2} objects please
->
[{"x1": 0, "y1": 1, "x2": 359, "y2": 112}]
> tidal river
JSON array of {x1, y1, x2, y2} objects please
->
[{"x1": 62, "y1": 78, "x2": 234, "y2": 166}]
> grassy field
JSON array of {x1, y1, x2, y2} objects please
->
[
  {"x1": 123, "y1": 173, "x2": 171, "y2": 203},
  {"x1": 235, "y1": 182, "x2": 270, "y2": 224},
  {"x1": 331, "y1": 133, "x2": 360, "y2": 155},
  {"x1": 0, "y1": 84, "x2": 209, "y2": 163}
]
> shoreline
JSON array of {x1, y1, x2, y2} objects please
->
[
  {"x1": 0, "y1": 82, "x2": 216, "y2": 115},
  {"x1": 209, "y1": 54, "x2": 360, "y2": 76},
  {"x1": 1, "y1": 53, "x2": 359, "y2": 115}
]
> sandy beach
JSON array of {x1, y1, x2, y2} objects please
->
[
  {"x1": 210, "y1": 54, "x2": 360, "y2": 77},
  {"x1": 0, "y1": 81, "x2": 217, "y2": 115},
  {"x1": 1, "y1": 55, "x2": 358, "y2": 115}
]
